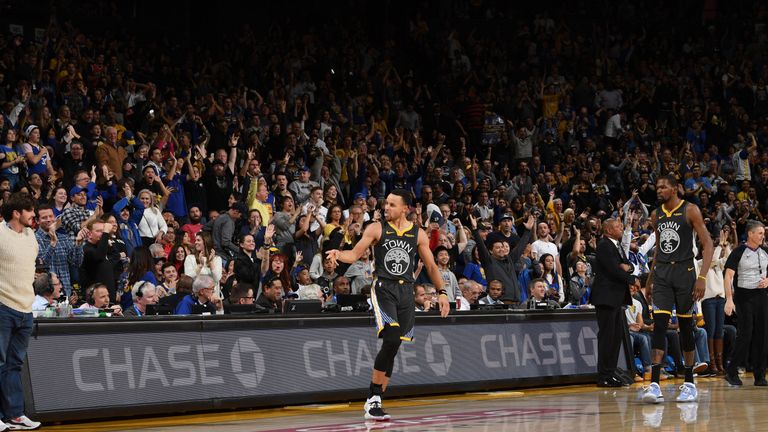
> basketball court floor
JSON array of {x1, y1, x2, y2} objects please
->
[{"x1": 41, "y1": 375, "x2": 767, "y2": 431}]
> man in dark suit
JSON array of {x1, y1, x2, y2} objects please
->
[{"x1": 590, "y1": 218, "x2": 640, "y2": 387}]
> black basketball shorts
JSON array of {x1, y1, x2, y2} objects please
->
[
  {"x1": 371, "y1": 278, "x2": 415, "y2": 341},
  {"x1": 652, "y1": 261, "x2": 696, "y2": 318}
]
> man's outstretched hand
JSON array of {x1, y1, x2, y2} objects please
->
[{"x1": 438, "y1": 294, "x2": 450, "y2": 318}]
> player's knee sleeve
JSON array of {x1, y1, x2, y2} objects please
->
[
  {"x1": 374, "y1": 325, "x2": 402, "y2": 372},
  {"x1": 652, "y1": 313, "x2": 670, "y2": 351},
  {"x1": 678, "y1": 317, "x2": 696, "y2": 352}
]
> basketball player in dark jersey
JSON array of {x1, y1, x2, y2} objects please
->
[
  {"x1": 642, "y1": 175, "x2": 713, "y2": 404},
  {"x1": 326, "y1": 189, "x2": 450, "y2": 421}
]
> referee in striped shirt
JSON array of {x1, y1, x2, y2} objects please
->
[{"x1": 723, "y1": 219, "x2": 768, "y2": 386}]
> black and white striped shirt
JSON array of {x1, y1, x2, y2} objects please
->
[{"x1": 725, "y1": 244, "x2": 768, "y2": 289}]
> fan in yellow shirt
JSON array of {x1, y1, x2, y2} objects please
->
[{"x1": 246, "y1": 177, "x2": 274, "y2": 226}]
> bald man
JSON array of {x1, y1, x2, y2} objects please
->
[{"x1": 590, "y1": 218, "x2": 640, "y2": 387}]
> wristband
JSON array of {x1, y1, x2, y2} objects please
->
[
  {"x1": 437, "y1": 289, "x2": 448, "y2": 297},
  {"x1": 697, "y1": 275, "x2": 706, "y2": 281}
]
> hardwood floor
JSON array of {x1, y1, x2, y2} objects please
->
[{"x1": 40, "y1": 375, "x2": 767, "y2": 431}]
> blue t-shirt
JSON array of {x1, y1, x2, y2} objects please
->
[
  {"x1": 0, "y1": 144, "x2": 21, "y2": 177},
  {"x1": 24, "y1": 143, "x2": 50, "y2": 175},
  {"x1": 463, "y1": 262, "x2": 487, "y2": 287},
  {"x1": 684, "y1": 176, "x2": 712, "y2": 193},
  {"x1": 174, "y1": 294, "x2": 196, "y2": 315},
  {"x1": 164, "y1": 173, "x2": 187, "y2": 218}
]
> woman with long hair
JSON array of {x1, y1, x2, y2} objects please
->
[
  {"x1": 234, "y1": 233, "x2": 260, "y2": 287},
  {"x1": 168, "y1": 244, "x2": 188, "y2": 274},
  {"x1": 242, "y1": 209, "x2": 266, "y2": 246},
  {"x1": 700, "y1": 224, "x2": 734, "y2": 375},
  {"x1": 21, "y1": 124, "x2": 55, "y2": 179},
  {"x1": 323, "y1": 183, "x2": 341, "y2": 208},
  {"x1": 220, "y1": 259, "x2": 236, "y2": 299},
  {"x1": 510, "y1": 197, "x2": 526, "y2": 225},
  {"x1": 175, "y1": 229, "x2": 194, "y2": 253},
  {"x1": 137, "y1": 189, "x2": 168, "y2": 247},
  {"x1": 463, "y1": 245, "x2": 487, "y2": 287},
  {"x1": 323, "y1": 204, "x2": 345, "y2": 240},
  {"x1": 50, "y1": 186, "x2": 70, "y2": 217},
  {"x1": 259, "y1": 251, "x2": 294, "y2": 296},
  {"x1": 125, "y1": 246, "x2": 159, "y2": 309},
  {"x1": 538, "y1": 253, "x2": 564, "y2": 303},
  {"x1": 183, "y1": 232, "x2": 223, "y2": 294},
  {"x1": 35, "y1": 106, "x2": 53, "y2": 134}
]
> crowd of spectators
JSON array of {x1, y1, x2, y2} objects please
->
[{"x1": 2, "y1": 0, "x2": 768, "y2": 376}]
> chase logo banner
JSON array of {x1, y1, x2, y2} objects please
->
[{"x1": 25, "y1": 318, "x2": 600, "y2": 414}]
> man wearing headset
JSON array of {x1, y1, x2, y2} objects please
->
[
  {"x1": 31, "y1": 272, "x2": 63, "y2": 312},
  {"x1": 77, "y1": 283, "x2": 123, "y2": 316},
  {"x1": 123, "y1": 281, "x2": 159, "y2": 317}
]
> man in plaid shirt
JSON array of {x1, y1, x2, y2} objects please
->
[
  {"x1": 60, "y1": 186, "x2": 95, "y2": 238},
  {"x1": 35, "y1": 204, "x2": 87, "y2": 296}
]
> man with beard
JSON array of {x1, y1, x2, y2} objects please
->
[
  {"x1": 181, "y1": 206, "x2": 204, "y2": 239},
  {"x1": 326, "y1": 189, "x2": 450, "y2": 421},
  {"x1": 641, "y1": 175, "x2": 713, "y2": 404},
  {"x1": 202, "y1": 134, "x2": 238, "y2": 212},
  {"x1": 487, "y1": 213, "x2": 519, "y2": 251},
  {"x1": 204, "y1": 160, "x2": 233, "y2": 212},
  {"x1": 0, "y1": 193, "x2": 42, "y2": 430}
]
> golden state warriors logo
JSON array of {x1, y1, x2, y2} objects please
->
[
  {"x1": 382, "y1": 239, "x2": 413, "y2": 276},
  {"x1": 658, "y1": 220, "x2": 681, "y2": 254}
]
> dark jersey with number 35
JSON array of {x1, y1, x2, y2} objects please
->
[
  {"x1": 656, "y1": 201, "x2": 695, "y2": 263},
  {"x1": 374, "y1": 221, "x2": 419, "y2": 283}
]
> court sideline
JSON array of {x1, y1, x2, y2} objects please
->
[{"x1": 37, "y1": 375, "x2": 768, "y2": 432}]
